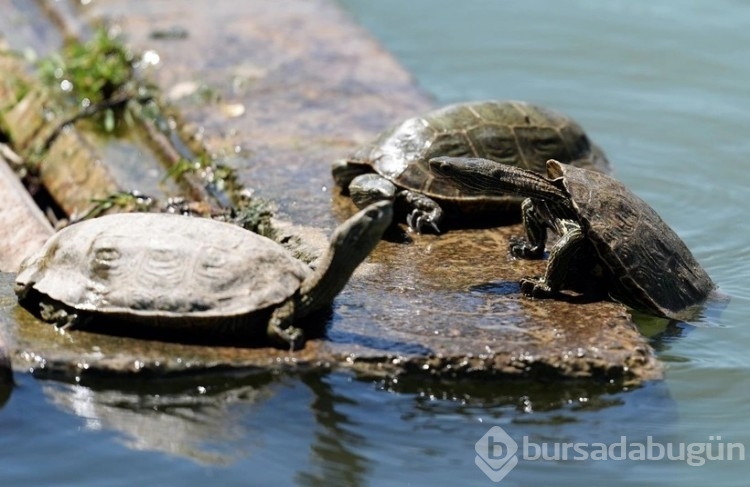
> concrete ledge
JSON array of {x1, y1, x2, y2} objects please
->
[{"x1": 0, "y1": 0, "x2": 663, "y2": 385}]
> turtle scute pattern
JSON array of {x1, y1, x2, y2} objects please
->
[
  {"x1": 16, "y1": 213, "x2": 311, "y2": 318},
  {"x1": 334, "y1": 100, "x2": 611, "y2": 233},
  {"x1": 557, "y1": 164, "x2": 715, "y2": 318},
  {"x1": 361, "y1": 100, "x2": 606, "y2": 186}
]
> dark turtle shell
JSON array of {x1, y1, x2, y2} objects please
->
[
  {"x1": 549, "y1": 161, "x2": 715, "y2": 319},
  {"x1": 350, "y1": 100, "x2": 610, "y2": 200}
]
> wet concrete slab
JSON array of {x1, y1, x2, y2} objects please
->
[
  {"x1": 0, "y1": 0, "x2": 663, "y2": 385},
  {"x1": 77, "y1": 0, "x2": 435, "y2": 224},
  {"x1": 1, "y1": 264, "x2": 659, "y2": 384}
]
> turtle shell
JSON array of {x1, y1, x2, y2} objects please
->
[
  {"x1": 351, "y1": 100, "x2": 610, "y2": 200},
  {"x1": 15, "y1": 213, "x2": 311, "y2": 330},
  {"x1": 549, "y1": 161, "x2": 716, "y2": 319}
]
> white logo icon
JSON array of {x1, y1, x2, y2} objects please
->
[{"x1": 475, "y1": 426, "x2": 519, "y2": 482}]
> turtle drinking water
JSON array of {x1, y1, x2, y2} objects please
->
[
  {"x1": 14, "y1": 201, "x2": 393, "y2": 350},
  {"x1": 429, "y1": 156, "x2": 716, "y2": 320},
  {"x1": 332, "y1": 100, "x2": 610, "y2": 233}
]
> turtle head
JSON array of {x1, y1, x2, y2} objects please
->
[
  {"x1": 299, "y1": 201, "x2": 393, "y2": 311},
  {"x1": 327, "y1": 200, "x2": 393, "y2": 268},
  {"x1": 429, "y1": 156, "x2": 568, "y2": 203},
  {"x1": 428, "y1": 156, "x2": 503, "y2": 194}
]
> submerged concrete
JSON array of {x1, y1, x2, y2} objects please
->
[{"x1": 0, "y1": 0, "x2": 662, "y2": 385}]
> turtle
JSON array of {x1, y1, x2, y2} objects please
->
[
  {"x1": 332, "y1": 100, "x2": 610, "y2": 233},
  {"x1": 428, "y1": 156, "x2": 716, "y2": 320},
  {"x1": 14, "y1": 201, "x2": 393, "y2": 350}
]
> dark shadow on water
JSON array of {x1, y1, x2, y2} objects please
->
[
  {"x1": 468, "y1": 279, "x2": 607, "y2": 305},
  {"x1": 469, "y1": 280, "x2": 521, "y2": 296}
]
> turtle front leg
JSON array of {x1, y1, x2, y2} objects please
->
[
  {"x1": 520, "y1": 221, "x2": 585, "y2": 298},
  {"x1": 39, "y1": 299, "x2": 82, "y2": 331},
  {"x1": 399, "y1": 190, "x2": 443, "y2": 234},
  {"x1": 267, "y1": 301, "x2": 305, "y2": 351},
  {"x1": 510, "y1": 198, "x2": 547, "y2": 259}
]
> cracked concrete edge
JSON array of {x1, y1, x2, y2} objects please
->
[{"x1": 15, "y1": 337, "x2": 662, "y2": 387}]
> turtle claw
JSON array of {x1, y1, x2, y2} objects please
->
[
  {"x1": 510, "y1": 237, "x2": 544, "y2": 259},
  {"x1": 519, "y1": 277, "x2": 556, "y2": 298},
  {"x1": 407, "y1": 209, "x2": 440, "y2": 234},
  {"x1": 268, "y1": 321, "x2": 305, "y2": 351},
  {"x1": 39, "y1": 301, "x2": 80, "y2": 331},
  {"x1": 400, "y1": 190, "x2": 443, "y2": 234}
]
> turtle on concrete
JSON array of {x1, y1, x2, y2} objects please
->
[
  {"x1": 429, "y1": 156, "x2": 716, "y2": 320},
  {"x1": 14, "y1": 201, "x2": 393, "y2": 350},
  {"x1": 332, "y1": 100, "x2": 610, "y2": 233}
]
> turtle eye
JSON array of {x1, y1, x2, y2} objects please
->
[{"x1": 428, "y1": 158, "x2": 450, "y2": 175}]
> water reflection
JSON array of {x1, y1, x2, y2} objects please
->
[
  {"x1": 294, "y1": 373, "x2": 371, "y2": 486},
  {"x1": 37, "y1": 368, "x2": 677, "y2": 483},
  {"x1": 41, "y1": 372, "x2": 277, "y2": 465},
  {"x1": 0, "y1": 381, "x2": 11, "y2": 409},
  {"x1": 0, "y1": 332, "x2": 12, "y2": 409}
]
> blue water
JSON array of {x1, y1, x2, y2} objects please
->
[{"x1": 3, "y1": 0, "x2": 750, "y2": 485}]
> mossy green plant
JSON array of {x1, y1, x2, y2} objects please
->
[
  {"x1": 37, "y1": 26, "x2": 153, "y2": 133},
  {"x1": 78, "y1": 190, "x2": 156, "y2": 220},
  {"x1": 33, "y1": 26, "x2": 276, "y2": 236}
]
